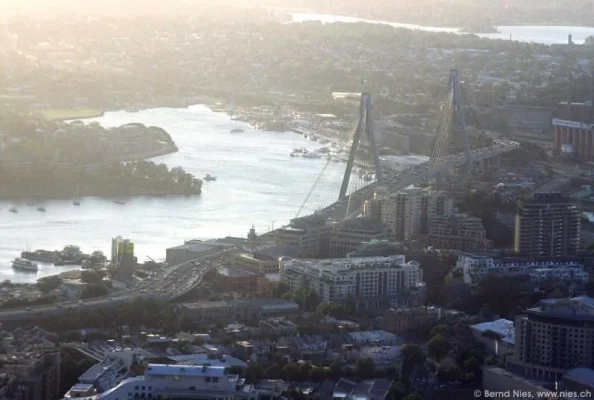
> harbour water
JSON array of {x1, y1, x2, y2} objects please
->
[
  {"x1": 291, "y1": 13, "x2": 594, "y2": 45},
  {"x1": 0, "y1": 105, "x2": 424, "y2": 283}
]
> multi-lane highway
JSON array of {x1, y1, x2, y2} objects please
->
[
  {"x1": 0, "y1": 247, "x2": 236, "y2": 321},
  {"x1": 0, "y1": 140, "x2": 517, "y2": 321}
]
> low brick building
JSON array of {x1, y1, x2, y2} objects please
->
[{"x1": 216, "y1": 267, "x2": 258, "y2": 291}]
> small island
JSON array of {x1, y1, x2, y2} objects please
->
[{"x1": 0, "y1": 114, "x2": 202, "y2": 199}]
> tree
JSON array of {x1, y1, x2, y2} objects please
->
[
  {"x1": 463, "y1": 357, "x2": 481, "y2": 377},
  {"x1": 81, "y1": 270, "x2": 105, "y2": 285},
  {"x1": 37, "y1": 275, "x2": 63, "y2": 295},
  {"x1": 427, "y1": 335, "x2": 450, "y2": 362},
  {"x1": 437, "y1": 364, "x2": 462, "y2": 382},
  {"x1": 355, "y1": 357, "x2": 376, "y2": 378},
  {"x1": 309, "y1": 366, "x2": 326, "y2": 382},
  {"x1": 388, "y1": 381, "x2": 409, "y2": 400},
  {"x1": 272, "y1": 282, "x2": 291, "y2": 298},
  {"x1": 80, "y1": 283, "x2": 108, "y2": 299},
  {"x1": 401, "y1": 344, "x2": 425, "y2": 376},
  {"x1": 345, "y1": 294, "x2": 357, "y2": 314},
  {"x1": 282, "y1": 363, "x2": 301, "y2": 381},
  {"x1": 265, "y1": 365, "x2": 283, "y2": 379},
  {"x1": 244, "y1": 363, "x2": 264, "y2": 382}
]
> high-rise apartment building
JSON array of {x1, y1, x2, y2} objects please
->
[
  {"x1": 378, "y1": 186, "x2": 423, "y2": 240},
  {"x1": 510, "y1": 296, "x2": 594, "y2": 382},
  {"x1": 420, "y1": 190, "x2": 454, "y2": 234},
  {"x1": 514, "y1": 193, "x2": 580, "y2": 258},
  {"x1": 373, "y1": 186, "x2": 454, "y2": 241}
]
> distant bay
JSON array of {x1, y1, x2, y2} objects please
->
[{"x1": 291, "y1": 13, "x2": 594, "y2": 45}]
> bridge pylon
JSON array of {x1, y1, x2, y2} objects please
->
[
  {"x1": 339, "y1": 93, "x2": 383, "y2": 200},
  {"x1": 429, "y1": 69, "x2": 472, "y2": 178}
]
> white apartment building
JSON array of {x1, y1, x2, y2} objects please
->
[
  {"x1": 279, "y1": 255, "x2": 423, "y2": 304},
  {"x1": 62, "y1": 364, "x2": 282, "y2": 400},
  {"x1": 457, "y1": 251, "x2": 589, "y2": 284}
]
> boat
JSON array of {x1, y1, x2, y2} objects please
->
[
  {"x1": 114, "y1": 200, "x2": 126, "y2": 205},
  {"x1": 204, "y1": 174, "x2": 217, "y2": 181},
  {"x1": 73, "y1": 200, "x2": 81, "y2": 206},
  {"x1": 302, "y1": 152, "x2": 322, "y2": 159},
  {"x1": 21, "y1": 250, "x2": 60, "y2": 263},
  {"x1": 36, "y1": 206, "x2": 46, "y2": 212},
  {"x1": 11, "y1": 258, "x2": 38, "y2": 272},
  {"x1": 230, "y1": 128, "x2": 244, "y2": 133},
  {"x1": 8, "y1": 206, "x2": 17, "y2": 213}
]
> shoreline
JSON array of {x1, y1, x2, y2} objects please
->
[{"x1": 286, "y1": 9, "x2": 594, "y2": 29}]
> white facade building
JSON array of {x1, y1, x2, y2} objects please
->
[
  {"x1": 279, "y1": 255, "x2": 423, "y2": 303},
  {"x1": 457, "y1": 251, "x2": 589, "y2": 284},
  {"x1": 62, "y1": 364, "x2": 281, "y2": 400}
]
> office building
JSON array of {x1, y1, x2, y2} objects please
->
[
  {"x1": 328, "y1": 218, "x2": 393, "y2": 257},
  {"x1": 470, "y1": 319, "x2": 515, "y2": 356},
  {"x1": 510, "y1": 296, "x2": 594, "y2": 382},
  {"x1": 457, "y1": 250, "x2": 588, "y2": 284},
  {"x1": 553, "y1": 102, "x2": 594, "y2": 161},
  {"x1": 61, "y1": 364, "x2": 283, "y2": 400},
  {"x1": 483, "y1": 367, "x2": 555, "y2": 399},
  {"x1": 275, "y1": 214, "x2": 331, "y2": 256},
  {"x1": 514, "y1": 193, "x2": 580, "y2": 258},
  {"x1": 279, "y1": 255, "x2": 423, "y2": 309},
  {"x1": 425, "y1": 213, "x2": 492, "y2": 251}
]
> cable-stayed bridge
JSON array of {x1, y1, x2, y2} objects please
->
[
  {"x1": 292, "y1": 69, "x2": 519, "y2": 222},
  {"x1": 0, "y1": 70, "x2": 520, "y2": 321}
]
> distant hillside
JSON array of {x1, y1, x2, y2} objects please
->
[{"x1": 243, "y1": 0, "x2": 594, "y2": 28}]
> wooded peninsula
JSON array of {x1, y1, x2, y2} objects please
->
[{"x1": 0, "y1": 114, "x2": 202, "y2": 199}]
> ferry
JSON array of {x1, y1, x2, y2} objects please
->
[
  {"x1": 302, "y1": 152, "x2": 322, "y2": 159},
  {"x1": 12, "y1": 258, "x2": 38, "y2": 272},
  {"x1": 204, "y1": 174, "x2": 217, "y2": 181}
]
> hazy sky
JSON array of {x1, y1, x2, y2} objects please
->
[{"x1": 0, "y1": 0, "x2": 228, "y2": 16}]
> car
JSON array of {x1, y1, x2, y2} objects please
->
[
  {"x1": 25, "y1": 307, "x2": 31, "y2": 311},
  {"x1": 56, "y1": 303, "x2": 63, "y2": 308},
  {"x1": 78, "y1": 300, "x2": 83, "y2": 304}
]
